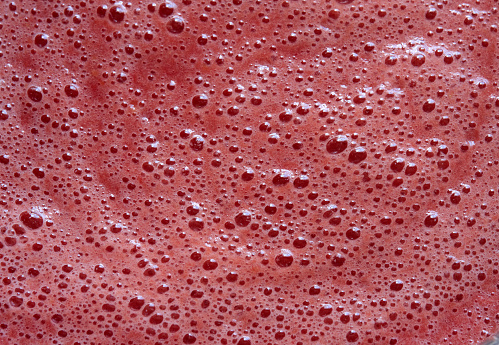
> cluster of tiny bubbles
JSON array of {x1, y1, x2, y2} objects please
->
[{"x1": 0, "y1": 0, "x2": 498, "y2": 344}]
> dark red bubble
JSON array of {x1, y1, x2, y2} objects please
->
[
  {"x1": 19, "y1": 211, "x2": 43, "y2": 229},
  {"x1": 390, "y1": 280, "x2": 404, "y2": 291},
  {"x1": 348, "y1": 147, "x2": 367, "y2": 163},
  {"x1": 109, "y1": 4, "x2": 126, "y2": 23},
  {"x1": 275, "y1": 249, "x2": 294, "y2": 267},
  {"x1": 167, "y1": 17, "x2": 185, "y2": 33},
  {"x1": 27, "y1": 86, "x2": 43, "y2": 102},
  {"x1": 326, "y1": 135, "x2": 348, "y2": 154}
]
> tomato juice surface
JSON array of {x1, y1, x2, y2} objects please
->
[{"x1": 0, "y1": 0, "x2": 498, "y2": 344}]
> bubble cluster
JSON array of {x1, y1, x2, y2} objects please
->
[{"x1": 0, "y1": 0, "x2": 498, "y2": 344}]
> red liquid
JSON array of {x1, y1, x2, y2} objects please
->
[{"x1": 0, "y1": 1, "x2": 498, "y2": 344}]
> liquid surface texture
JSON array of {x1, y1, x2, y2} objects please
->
[{"x1": 0, "y1": 0, "x2": 498, "y2": 344}]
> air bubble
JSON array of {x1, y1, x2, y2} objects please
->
[
  {"x1": 292, "y1": 237, "x2": 307, "y2": 248},
  {"x1": 149, "y1": 313, "x2": 164, "y2": 324},
  {"x1": 189, "y1": 136, "x2": 205, "y2": 151},
  {"x1": 275, "y1": 249, "x2": 294, "y2": 267},
  {"x1": 202, "y1": 259, "x2": 218, "y2": 270},
  {"x1": 186, "y1": 203, "x2": 200, "y2": 215},
  {"x1": 142, "y1": 162, "x2": 154, "y2": 172},
  {"x1": 27, "y1": 86, "x2": 43, "y2": 102},
  {"x1": 32, "y1": 168, "x2": 45, "y2": 178},
  {"x1": 411, "y1": 54, "x2": 426, "y2": 67},
  {"x1": 424, "y1": 212, "x2": 438, "y2": 227},
  {"x1": 450, "y1": 191, "x2": 461, "y2": 204},
  {"x1": 241, "y1": 168, "x2": 255, "y2": 181},
  {"x1": 20, "y1": 211, "x2": 43, "y2": 229},
  {"x1": 235, "y1": 211, "x2": 251, "y2": 227},
  {"x1": 346, "y1": 330, "x2": 359, "y2": 342},
  {"x1": 293, "y1": 175, "x2": 309, "y2": 189},
  {"x1": 319, "y1": 304, "x2": 333, "y2": 316},
  {"x1": 192, "y1": 94, "x2": 208, "y2": 108},
  {"x1": 237, "y1": 337, "x2": 251, "y2": 345},
  {"x1": 142, "y1": 303, "x2": 156, "y2": 316},
  {"x1": 62, "y1": 264, "x2": 73, "y2": 273},
  {"x1": 346, "y1": 227, "x2": 361, "y2": 240},
  {"x1": 110, "y1": 223, "x2": 123, "y2": 233},
  {"x1": 405, "y1": 163, "x2": 418, "y2": 176},
  {"x1": 348, "y1": 147, "x2": 367, "y2": 163},
  {"x1": 309, "y1": 285, "x2": 321, "y2": 295},
  {"x1": 96, "y1": 5, "x2": 108, "y2": 17},
  {"x1": 390, "y1": 280, "x2": 404, "y2": 291},
  {"x1": 167, "y1": 17, "x2": 185, "y2": 34},
  {"x1": 34, "y1": 33, "x2": 48, "y2": 47},
  {"x1": 322, "y1": 48, "x2": 333, "y2": 58},
  {"x1": 425, "y1": 8, "x2": 437, "y2": 20},
  {"x1": 332, "y1": 253, "x2": 346, "y2": 266},
  {"x1": 183, "y1": 334, "x2": 197, "y2": 344},
  {"x1": 109, "y1": 4, "x2": 126, "y2": 23},
  {"x1": 385, "y1": 55, "x2": 397, "y2": 65},
  {"x1": 9, "y1": 296, "x2": 23, "y2": 307},
  {"x1": 272, "y1": 170, "x2": 292, "y2": 186},
  {"x1": 226, "y1": 272, "x2": 238, "y2": 282},
  {"x1": 51, "y1": 314, "x2": 63, "y2": 323},
  {"x1": 340, "y1": 312, "x2": 351, "y2": 323},
  {"x1": 158, "y1": 2, "x2": 175, "y2": 17},
  {"x1": 188, "y1": 217, "x2": 204, "y2": 231},
  {"x1": 279, "y1": 110, "x2": 293, "y2": 122},
  {"x1": 422, "y1": 99, "x2": 436, "y2": 112},
  {"x1": 64, "y1": 84, "x2": 79, "y2": 98},
  {"x1": 390, "y1": 158, "x2": 405, "y2": 172},
  {"x1": 326, "y1": 135, "x2": 348, "y2": 154}
]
